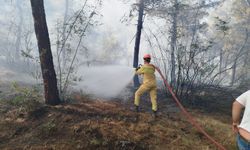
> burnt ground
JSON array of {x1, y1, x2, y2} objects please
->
[{"x1": 0, "y1": 85, "x2": 237, "y2": 150}]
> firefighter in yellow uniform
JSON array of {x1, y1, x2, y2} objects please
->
[{"x1": 134, "y1": 54, "x2": 157, "y2": 116}]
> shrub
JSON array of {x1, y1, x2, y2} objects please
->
[{"x1": 4, "y1": 82, "x2": 42, "y2": 112}]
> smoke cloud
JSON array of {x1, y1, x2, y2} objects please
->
[{"x1": 75, "y1": 65, "x2": 135, "y2": 99}]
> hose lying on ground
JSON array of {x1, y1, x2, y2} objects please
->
[{"x1": 155, "y1": 67, "x2": 227, "y2": 150}]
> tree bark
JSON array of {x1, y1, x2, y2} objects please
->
[
  {"x1": 133, "y1": 0, "x2": 144, "y2": 87},
  {"x1": 30, "y1": 0, "x2": 60, "y2": 105},
  {"x1": 170, "y1": 0, "x2": 178, "y2": 87}
]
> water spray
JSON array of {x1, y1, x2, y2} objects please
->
[{"x1": 76, "y1": 65, "x2": 135, "y2": 99}]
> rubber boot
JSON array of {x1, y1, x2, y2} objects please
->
[
  {"x1": 153, "y1": 110, "x2": 157, "y2": 118},
  {"x1": 135, "y1": 105, "x2": 139, "y2": 112}
]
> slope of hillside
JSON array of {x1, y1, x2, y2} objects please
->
[{"x1": 0, "y1": 90, "x2": 236, "y2": 150}]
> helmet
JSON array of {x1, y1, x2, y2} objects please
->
[{"x1": 143, "y1": 54, "x2": 151, "y2": 59}]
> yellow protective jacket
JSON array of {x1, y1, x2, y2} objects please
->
[{"x1": 135, "y1": 64, "x2": 156, "y2": 86}]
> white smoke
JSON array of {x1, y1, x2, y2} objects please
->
[
  {"x1": 0, "y1": 66, "x2": 37, "y2": 84},
  {"x1": 75, "y1": 65, "x2": 135, "y2": 99}
]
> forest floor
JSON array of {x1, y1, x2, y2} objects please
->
[{"x1": 0, "y1": 82, "x2": 238, "y2": 150}]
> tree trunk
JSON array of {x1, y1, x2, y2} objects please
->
[
  {"x1": 242, "y1": 47, "x2": 249, "y2": 82},
  {"x1": 30, "y1": 0, "x2": 60, "y2": 105},
  {"x1": 231, "y1": 58, "x2": 237, "y2": 86},
  {"x1": 241, "y1": 30, "x2": 249, "y2": 82},
  {"x1": 15, "y1": 1, "x2": 23, "y2": 62},
  {"x1": 133, "y1": 0, "x2": 144, "y2": 87},
  {"x1": 170, "y1": 0, "x2": 178, "y2": 87},
  {"x1": 219, "y1": 48, "x2": 223, "y2": 74},
  {"x1": 62, "y1": 0, "x2": 69, "y2": 66},
  {"x1": 246, "y1": 0, "x2": 250, "y2": 6},
  {"x1": 232, "y1": 29, "x2": 249, "y2": 85},
  {"x1": 58, "y1": 0, "x2": 69, "y2": 95}
]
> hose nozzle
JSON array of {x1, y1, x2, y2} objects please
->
[{"x1": 135, "y1": 64, "x2": 142, "y2": 71}]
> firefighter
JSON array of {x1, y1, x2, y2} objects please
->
[{"x1": 134, "y1": 54, "x2": 158, "y2": 116}]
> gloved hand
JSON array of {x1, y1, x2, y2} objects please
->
[
  {"x1": 135, "y1": 66, "x2": 141, "y2": 71},
  {"x1": 135, "y1": 64, "x2": 142, "y2": 71}
]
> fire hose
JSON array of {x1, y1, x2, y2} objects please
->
[{"x1": 155, "y1": 67, "x2": 227, "y2": 150}]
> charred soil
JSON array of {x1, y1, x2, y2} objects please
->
[{"x1": 0, "y1": 91, "x2": 236, "y2": 150}]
